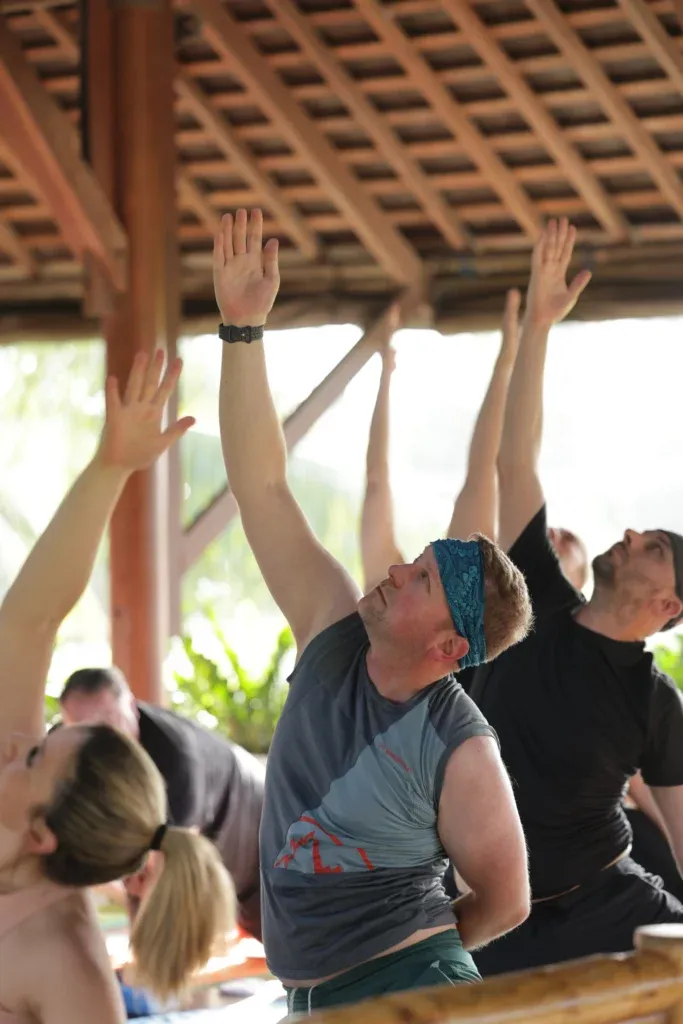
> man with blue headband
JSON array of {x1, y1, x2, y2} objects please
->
[{"x1": 212, "y1": 209, "x2": 533, "y2": 1011}]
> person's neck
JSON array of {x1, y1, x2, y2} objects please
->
[
  {"x1": 0, "y1": 855, "x2": 44, "y2": 893},
  {"x1": 366, "y1": 646, "x2": 440, "y2": 702},
  {"x1": 574, "y1": 596, "x2": 644, "y2": 643}
]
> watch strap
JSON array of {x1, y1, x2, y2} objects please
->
[{"x1": 219, "y1": 323, "x2": 264, "y2": 344}]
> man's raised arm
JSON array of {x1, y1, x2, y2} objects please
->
[
  {"x1": 447, "y1": 288, "x2": 520, "y2": 544},
  {"x1": 215, "y1": 209, "x2": 360, "y2": 652},
  {"x1": 497, "y1": 219, "x2": 591, "y2": 552}
]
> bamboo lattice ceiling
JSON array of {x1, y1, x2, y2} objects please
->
[{"x1": 2, "y1": 0, "x2": 683, "y2": 330}]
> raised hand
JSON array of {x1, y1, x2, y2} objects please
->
[
  {"x1": 213, "y1": 208, "x2": 280, "y2": 327},
  {"x1": 500, "y1": 288, "x2": 521, "y2": 360},
  {"x1": 97, "y1": 350, "x2": 195, "y2": 472},
  {"x1": 526, "y1": 218, "x2": 591, "y2": 328}
]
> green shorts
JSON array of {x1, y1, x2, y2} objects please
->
[{"x1": 284, "y1": 931, "x2": 481, "y2": 1015}]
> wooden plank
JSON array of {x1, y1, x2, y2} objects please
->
[
  {"x1": 185, "y1": 0, "x2": 424, "y2": 285},
  {"x1": 177, "y1": 168, "x2": 221, "y2": 233},
  {"x1": 527, "y1": 0, "x2": 683, "y2": 222},
  {"x1": 182, "y1": 301, "x2": 407, "y2": 569},
  {"x1": 265, "y1": 0, "x2": 472, "y2": 251},
  {"x1": 176, "y1": 71, "x2": 317, "y2": 259},
  {"x1": 87, "y1": 0, "x2": 179, "y2": 702},
  {"x1": 352, "y1": 0, "x2": 542, "y2": 242},
  {"x1": 0, "y1": 12, "x2": 126, "y2": 291},
  {"x1": 443, "y1": 0, "x2": 629, "y2": 241},
  {"x1": 620, "y1": 0, "x2": 683, "y2": 97}
]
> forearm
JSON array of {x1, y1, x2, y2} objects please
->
[
  {"x1": 219, "y1": 340, "x2": 287, "y2": 497},
  {"x1": 448, "y1": 352, "x2": 514, "y2": 541},
  {"x1": 498, "y1": 320, "x2": 550, "y2": 476},
  {"x1": 453, "y1": 889, "x2": 527, "y2": 951},
  {"x1": 365, "y1": 371, "x2": 392, "y2": 485},
  {"x1": 1, "y1": 456, "x2": 129, "y2": 629}
]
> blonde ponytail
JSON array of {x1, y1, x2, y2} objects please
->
[{"x1": 130, "y1": 826, "x2": 236, "y2": 1000}]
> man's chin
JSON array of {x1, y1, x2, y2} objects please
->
[{"x1": 592, "y1": 554, "x2": 615, "y2": 587}]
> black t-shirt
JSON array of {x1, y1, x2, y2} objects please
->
[
  {"x1": 138, "y1": 702, "x2": 256, "y2": 840},
  {"x1": 470, "y1": 506, "x2": 683, "y2": 899}
]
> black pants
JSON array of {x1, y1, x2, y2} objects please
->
[
  {"x1": 626, "y1": 807, "x2": 683, "y2": 905},
  {"x1": 474, "y1": 856, "x2": 683, "y2": 977}
]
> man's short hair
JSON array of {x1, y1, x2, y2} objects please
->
[
  {"x1": 477, "y1": 535, "x2": 533, "y2": 662},
  {"x1": 59, "y1": 666, "x2": 130, "y2": 704}
]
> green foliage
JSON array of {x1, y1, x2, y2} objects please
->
[
  {"x1": 654, "y1": 636, "x2": 683, "y2": 690},
  {"x1": 172, "y1": 623, "x2": 294, "y2": 753}
]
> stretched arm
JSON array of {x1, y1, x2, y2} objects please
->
[
  {"x1": 0, "y1": 352, "x2": 193, "y2": 737},
  {"x1": 215, "y1": 209, "x2": 360, "y2": 653},
  {"x1": 439, "y1": 736, "x2": 530, "y2": 951},
  {"x1": 361, "y1": 340, "x2": 404, "y2": 593},
  {"x1": 447, "y1": 289, "x2": 520, "y2": 543},
  {"x1": 498, "y1": 219, "x2": 591, "y2": 552}
]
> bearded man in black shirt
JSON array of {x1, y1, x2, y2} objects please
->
[
  {"x1": 470, "y1": 218, "x2": 683, "y2": 974},
  {"x1": 59, "y1": 666, "x2": 264, "y2": 939}
]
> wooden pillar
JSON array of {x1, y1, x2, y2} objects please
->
[{"x1": 85, "y1": 0, "x2": 179, "y2": 702}]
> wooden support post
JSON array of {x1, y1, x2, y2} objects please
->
[{"x1": 86, "y1": 0, "x2": 179, "y2": 702}]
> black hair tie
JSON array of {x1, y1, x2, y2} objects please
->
[{"x1": 149, "y1": 823, "x2": 168, "y2": 851}]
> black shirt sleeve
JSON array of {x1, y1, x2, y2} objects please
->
[
  {"x1": 641, "y1": 669, "x2": 683, "y2": 787},
  {"x1": 507, "y1": 505, "x2": 580, "y2": 616}
]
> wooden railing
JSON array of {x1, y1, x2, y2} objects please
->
[{"x1": 307, "y1": 926, "x2": 683, "y2": 1024}]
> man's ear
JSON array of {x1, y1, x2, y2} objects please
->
[
  {"x1": 25, "y1": 813, "x2": 58, "y2": 857},
  {"x1": 659, "y1": 595, "x2": 683, "y2": 626},
  {"x1": 434, "y1": 631, "x2": 469, "y2": 668}
]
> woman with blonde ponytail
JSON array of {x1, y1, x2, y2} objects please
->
[{"x1": 0, "y1": 352, "x2": 235, "y2": 1023}]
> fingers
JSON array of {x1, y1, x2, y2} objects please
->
[
  {"x1": 161, "y1": 416, "x2": 196, "y2": 451},
  {"x1": 153, "y1": 355, "x2": 183, "y2": 409},
  {"x1": 222, "y1": 213, "x2": 234, "y2": 260},
  {"x1": 233, "y1": 208, "x2": 248, "y2": 255},
  {"x1": 142, "y1": 349, "x2": 165, "y2": 402},
  {"x1": 504, "y1": 287, "x2": 521, "y2": 318},
  {"x1": 263, "y1": 237, "x2": 279, "y2": 281},
  {"x1": 123, "y1": 351, "x2": 149, "y2": 405},
  {"x1": 247, "y1": 208, "x2": 263, "y2": 254},
  {"x1": 567, "y1": 268, "x2": 592, "y2": 306}
]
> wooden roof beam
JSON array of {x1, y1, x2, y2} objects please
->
[
  {"x1": 177, "y1": 168, "x2": 221, "y2": 235},
  {"x1": 176, "y1": 71, "x2": 318, "y2": 259},
  {"x1": 622, "y1": 0, "x2": 683, "y2": 96},
  {"x1": 182, "y1": 299, "x2": 410, "y2": 569},
  {"x1": 353, "y1": 0, "x2": 542, "y2": 243},
  {"x1": 264, "y1": 0, "x2": 473, "y2": 252},
  {"x1": 526, "y1": 0, "x2": 683, "y2": 226},
  {"x1": 442, "y1": 0, "x2": 628, "y2": 242},
  {"x1": 0, "y1": 214, "x2": 36, "y2": 276},
  {"x1": 184, "y1": 0, "x2": 424, "y2": 286},
  {"x1": 0, "y1": 15, "x2": 126, "y2": 290}
]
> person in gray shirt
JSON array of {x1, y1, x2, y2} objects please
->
[{"x1": 213, "y1": 208, "x2": 534, "y2": 1013}]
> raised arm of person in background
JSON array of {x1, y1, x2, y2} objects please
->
[
  {"x1": 0, "y1": 352, "x2": 193, "y2": 737},
  {"x1": 360, "y1": 308, "x2": 404, "y2": 593},
  {"x1": 497, "y1": 219, "x2": 591, "y2": 552},
  {"x1": 446, "y1": 288, "x2": 520, "y2": 544},
  {"x1": 215, "y1": 209, "x2": 360, "y2": 654}
]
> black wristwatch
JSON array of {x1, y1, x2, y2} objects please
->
[{"x1": 219, "y1": 323, "x2": 264, "y2": 344}]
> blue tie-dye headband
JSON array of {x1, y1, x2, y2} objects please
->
[{"x1": 431, "y1": 538, "x2": 487, "y2": 670}]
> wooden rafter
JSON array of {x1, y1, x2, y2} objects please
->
[
  {"x1": 0, "y1": 215, "x2": 35, "y2": 275},
  {"x1": 185, "y1": 0, "x2": 425, "y2": 286},
  {"x1": 176, "y1": 71, "x2": 317, "y2": 259},
  {"x1": 526, "y1": 0, "x2": 683, "y2": 225},
  {"x1": 621, "y1": 0, "x2": 683, "y2": 96},
  {"x1": 32, "y1": 6, "x2": 78, "y2": 61},
  {"x1": 182, "y1": 299, "x2": 407, "y2": 569},
  {"x1": 264, "y1": 0, "x2": 472, "y2": 252},
  {"x1": 353, "y1": 0, "x2": 542, "y2": 242},
  {"x1": 442, "y1": 0, "x2": 628, "y2": 241},
  {"x1": 177, "y1": 167, "x2": 221, "y2": 234},
  {"x1": 0, "y1": 13, "x2": 127, "y2": 290}
]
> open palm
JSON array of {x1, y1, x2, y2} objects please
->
[
  {"x1": 98, "y1": 350, "x2": 195, "y2": 471},
  {"x1": 213, "y1": 209, "x2": 280, "y2": 327},
  {"x1": 526, "y1": 218, "x2": 592, "y2": 328}
]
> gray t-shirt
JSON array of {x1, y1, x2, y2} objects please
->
[{"x1": 260, "y1": 613, "x2": 496, "y2": 980}]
